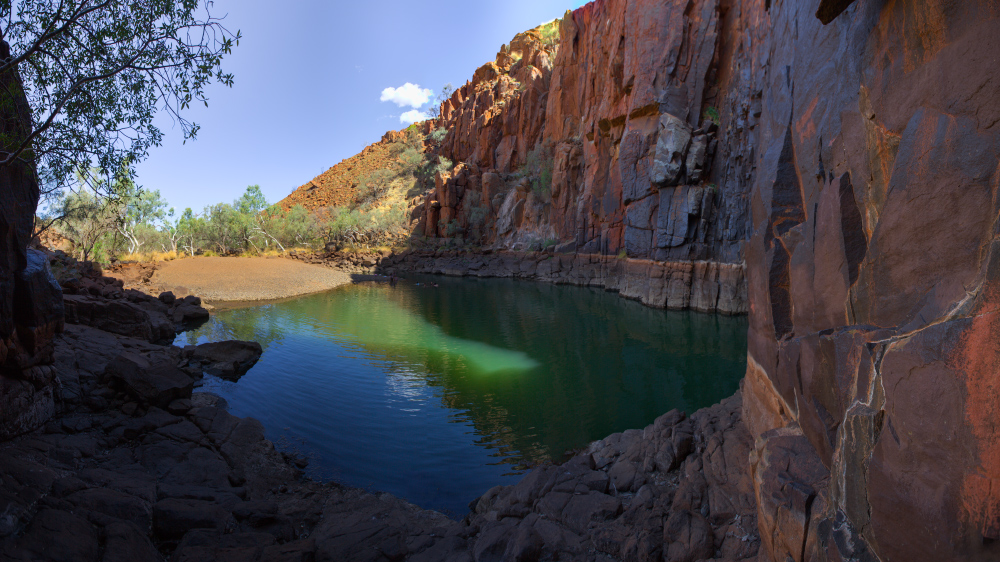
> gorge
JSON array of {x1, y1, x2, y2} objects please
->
[
  {"x1": 2, "y1": 0, "x2": 1000, "y2": 561},
  {"x1": 182, "y1": 276, "x2": 748, "y2": 516}
]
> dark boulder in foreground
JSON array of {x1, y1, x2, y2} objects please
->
[{"x1": 104, "y1": 352, "x2": 195, "y2": 408}]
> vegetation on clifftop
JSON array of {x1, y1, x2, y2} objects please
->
[{"x1": 39, "y1": 126, "x2": 442, "y2": 261}]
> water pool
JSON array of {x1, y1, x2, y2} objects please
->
[{"x1": 178, "y1": 275, "x2": 747, "y2": 515}]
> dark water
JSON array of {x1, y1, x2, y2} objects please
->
[{"x1": 178, "y1": 275, "x2": 747, "y2": 516}]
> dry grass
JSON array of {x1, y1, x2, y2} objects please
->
[
  {"x1": 121, "y1": 250, "x2": 181, "y2": 262},
  {"x1": 238, "y1": 248, "x2": 284, "y2": 258}
]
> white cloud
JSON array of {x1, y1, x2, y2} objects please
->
[
  {"x1": 381, "y1": 83, "x2": 433, "y2": 108},
  {"x1": 399, "y1": 110, "x2": 429, "y2": 125}
]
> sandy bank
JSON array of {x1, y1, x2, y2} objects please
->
[{"x1": 149, "y1": 256, "x2": 352, "y2": 302}]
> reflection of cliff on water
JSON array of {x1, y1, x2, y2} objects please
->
[
  {"x1": 192, "y1": 277, "x2": 747, "y2": 470},
  {"x1": 180, "y1": 304, "x2": 289, "y2": 351},
  {"x1": 182, "y1": 277, "x2": 747, "y2": 512},
  {"x1": 378, "y1": 275, "x2": 748, "y2": 466}
]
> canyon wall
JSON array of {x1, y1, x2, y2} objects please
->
[
  {"x1": 419, "y1": 1, "x2": 749, "y2": 265},
  {"x1": 383, "y1": 249, "x2": 747, "y2": 314},
  {"x1": 421, "y1": 0, "x2": 1000, "y2": 560},
  {"x1": 729, "y1": 1, "x2": 1000, "y2": 561}
]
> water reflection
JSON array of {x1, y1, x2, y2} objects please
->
[
  {"x1": 177, "y1": 304, "x2": 288, "y2": 350},
  {"x1": 181, "y1": 275, "x2": 747, "y2": 515}
]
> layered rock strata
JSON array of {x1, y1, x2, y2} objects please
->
[{"x1": 381, "y1": 248, "x2": 747, "y2": 314}]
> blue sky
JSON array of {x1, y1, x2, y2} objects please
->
[{"x1": 134, "y1": 0, "x2": 588, "y2": 214}]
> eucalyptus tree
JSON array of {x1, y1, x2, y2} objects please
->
[
  {"x1": 176, "y1": 207, "x2": 202, "y2": 256},
  {"x1": 0, "y1": 0, "x2": 240, "y2": 199},
  {"x1": 55, "y1": 188, "x2": 116, "y2": 261},
  {"x1": 115, "y1": 182, "x2": 168, "y2": 255}
]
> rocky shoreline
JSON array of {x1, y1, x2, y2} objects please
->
[
  {"x1": 377, "y1": 248, "x2": 747, "y2": 315},
  {"x1": 0, "y1": 250, "x2": 759, "y2": 561}
]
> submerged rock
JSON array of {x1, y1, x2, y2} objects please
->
[{"x1": 182, "y1": 340, "x2": 263, "y2": 381}]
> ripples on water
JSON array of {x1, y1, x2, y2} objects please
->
[{"x1": 178, "y1": 275, "x2": 748, "y2": 516}]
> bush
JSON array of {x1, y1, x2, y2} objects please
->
[
  {"x1": 465, "y1": 192, "x2": 489, "y2": 241},
  {"x1": 357, "y1": 169, "x2": 396, "y2": 205},
  {"x1": 430, "y1": 128, "x2": 447, "y2": 142},
  {"x1": 400, "y1": 147, "x2": 423, "y2": 172},
  {"x1": 436, "y1": 156, "x2": 453, "y2": 175},
  {"x1": 524, "y1": 144, "x2": 553, "y2": 197},
  {"x1": 440, "y1": 218, "x2": 462, "y2": 237},
  {"x1": 538, "y1": 20, "x2": 560, "y2": 48},
  {"x1": 468, "y1": 206, "x2": 487, "y2": 227},
  {"x1": 321, "y1": 203, "x2": 408, "y2": 249},
  {"x1": 387, "y1": 141, "x2": 407, "y2": 158}
]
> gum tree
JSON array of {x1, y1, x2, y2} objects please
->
[{"x1": 0, "y1": 0, "x2": 240, "y2": 197}]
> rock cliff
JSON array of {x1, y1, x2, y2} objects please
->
[
  {"x1": 0, "y1": 39, "x2": 64, "y2": 441},
  {"x1": 730, "y1": 1, "x2": 1000, "y2": 560},
  {"x1": 409, "y1": 0, "x2": 1000, "y2": 559},
  {"x1": 420, "y1": 6, "x2": 748, "y2": 265}
]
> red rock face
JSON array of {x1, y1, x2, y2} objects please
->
[
  {"x1": 735, "y1": 0, "x2": 1000, "y2": 560},
  {"x1": 413, "y1": 2, "x2": 1000, "y2": 554},
  {"x1": 274, "y1": 1, "x2": 1000, "y2": 557},
  {"x1": 429, "y1": 2, "x2": 747, "y2": 263}
]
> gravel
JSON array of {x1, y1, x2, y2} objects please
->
[{"x1": 150, "y1": 257, "x2": 353, "y2": 302}]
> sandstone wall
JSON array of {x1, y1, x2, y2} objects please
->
[
  {"x1": 418, "y1": 0, "x2": 749, "y2": 265},
  {"x1": 729, "y1": 1, "x2": 1000, "y2": 560}
]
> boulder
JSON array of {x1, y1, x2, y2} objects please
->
[
  {"x1": 4, "y1": 509, "x2": 99, "y2": 562},
  {"x1": 183, "y1": 340, "x2": 263, "y2": 381},
  {"x1": 104, "y1": 352, "x2": 194, "y2": 407},
  {"x1": 10, "y1": 250, "x2": 64, "y2": 367},
  {"x1": 101, "y1": 521, "x2": 160, "y2": 562},
  {"x1": 663, "y1": 509, "x2": 714, "y2": 562},
  {"x1": 63, "y1": 295, "x2": 167, "y2": 342},
  {"x1": 649, "y1": 114, "x2": 691, "y2": 187}
]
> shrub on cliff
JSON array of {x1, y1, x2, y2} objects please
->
[
  {"x1": 320, "y1": 203, "x2": 407, "y2": 249},
  {"x1": 537, "y1": 20, "x2": 561, "y2": 48},
  {"x1": 437, "y1": 156, "x2": 453, "y2": 175},
  {"x1": 356, "y1": 169, "x2": 396, "y2": 206},
  {"x1": 400, "y1": 147, "x2": 424, "y2": 172},
  {"x1": 523, "y1": 144, "x2": 553, "y2": 198}
]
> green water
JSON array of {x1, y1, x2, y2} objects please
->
[{"x1": 180, "y1": 275, "x2": 747, "y2": 515}]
